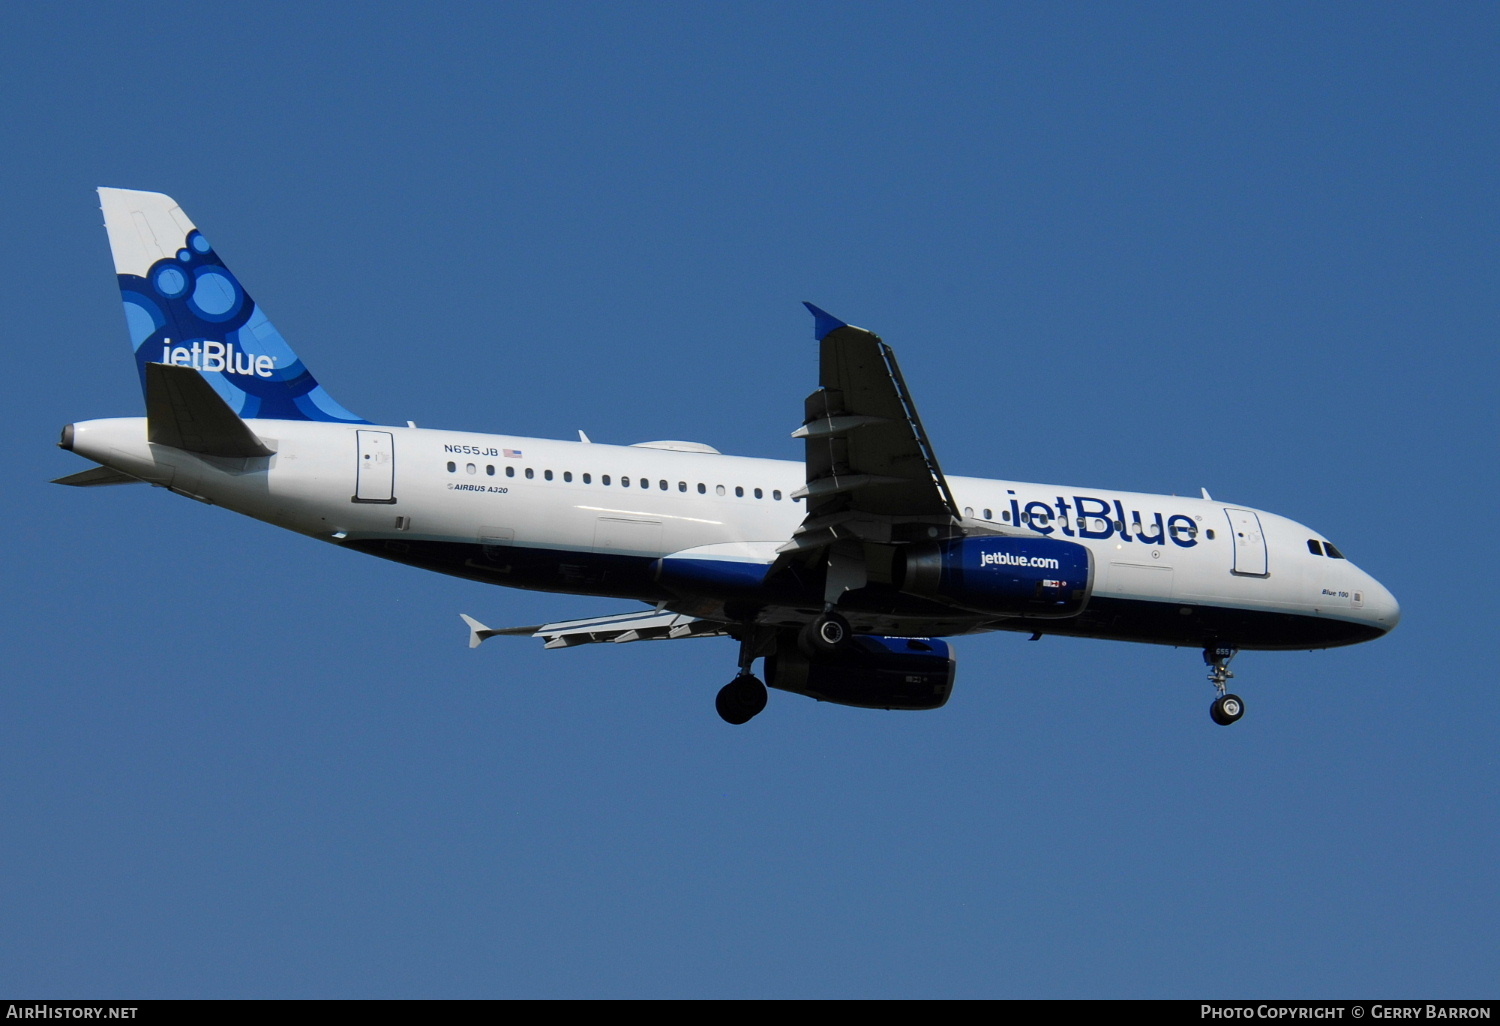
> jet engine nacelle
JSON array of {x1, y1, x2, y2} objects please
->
[
  {"x1": 765, "y1": 635, "x2": 956, "y2": 710},
  {"x1": 900, "y1": 536, "x2": 1093, "y2": 618}
]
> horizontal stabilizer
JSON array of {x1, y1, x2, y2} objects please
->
[
  {"x1": 462, "y1": 609, "x2": 727, "y2": 650},
  {"x1": 146, "y1": 363, "x2": 274, "y2": 458},
  {"x1": 459, "y1": 613, "x2": 542, "y2": 649},
  {"x1": 52, "y1": 466, "x2": 143, "y2": 487}
]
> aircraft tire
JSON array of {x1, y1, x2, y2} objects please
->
[
  {"x1": 1210, "y1": 694, "x2": 1245, "y2": 726},
  {"x1": 798, "y1": 612, "x2": 852, "y2": 658},
  {"x1": 716, "y1": 675, "x2": 767, "y2": 725}
]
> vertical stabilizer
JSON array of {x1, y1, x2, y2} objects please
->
[{"x1": 98, "y1": 188, "x2": 366, "y2": 423}]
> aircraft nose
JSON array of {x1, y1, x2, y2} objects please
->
[{"x1": 1362, "y1": 577, "x2": 1401, "y2": 634}]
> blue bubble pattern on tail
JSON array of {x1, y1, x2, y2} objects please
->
[{"x1": 117, "y1": 224, "x2": 366, "y2": 423}]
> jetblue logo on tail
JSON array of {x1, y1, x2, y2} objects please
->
[
  {"x1": 160, "y1": 339, "x2": 277, "y2": 378},
  {"x1": 103, "y1": 188, "x2": 367, "y2": 425}
]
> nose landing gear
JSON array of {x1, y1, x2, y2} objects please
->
[
  {"x1": 1204, "y1": 646, "x2": 1245, "y2": 726},
  {"x1": 1210, "y1": 693, "x2": 1245, "y2": 725}
]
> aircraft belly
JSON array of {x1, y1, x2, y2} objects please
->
[
  {"x1": 1023, "y1": 595, "x2": 1385, "y2": 651},
  {"x1": 343, "y1": 537, "x2": 672, "y2": 602}
]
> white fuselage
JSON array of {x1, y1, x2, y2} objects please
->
[{"x1": 64, "y1": 416, "x2": 1401, "y2": 649}]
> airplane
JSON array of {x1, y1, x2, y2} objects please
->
[{"x1": 56, "y1": 188, "x2": 1401, "y2": 726}]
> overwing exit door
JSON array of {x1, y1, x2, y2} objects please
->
[
  {"x1": 353, "y1": 429, "x2": 397, "y2": 504},
  {"x1": 1224, "y1": 507, "x2": 1267, "y2": 576}
]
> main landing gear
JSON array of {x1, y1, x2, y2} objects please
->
[
  {"x1": 1204, "y1": 646, "x2": 1245, "y2": 726},
  {"x1": 716, "y1": 673, "x2": 768, "y2": 725},
  {"x1": 798, "y1": 610, "x2": 851, "y2": 657},
  {"x1": 716, "y1": 628, "x2": 775, "y2": 725},
  {"x1": 718, "y1": 611, "x2": 856, "y2": 724}
]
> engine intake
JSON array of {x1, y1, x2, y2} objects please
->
[
  {"x1": 765, "y1": 635, "x2": 956, "y2": 710},
  {"x1": 901, "y1": 536, "x2": 1093, "y2": 617}
]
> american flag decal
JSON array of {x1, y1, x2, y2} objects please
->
[{"x1": 503, "y1": 449, "x2": 523, "y2": 458}]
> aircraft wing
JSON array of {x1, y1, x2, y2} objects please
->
[
  {"x1": 461, "y1": 610, "x2": 729, "y2": 650},
  {"x1": 779, "y1": 304, "x2": 962, "y2": 559}
]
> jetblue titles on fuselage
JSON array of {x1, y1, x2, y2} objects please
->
[{"x1": 995, "y1": 492, "x2": 1199, "y2": 547}]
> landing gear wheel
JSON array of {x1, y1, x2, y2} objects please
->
[
  {"x1": 798, "y1": 612, "x2": 852, "y2": 657},
  {"x1": 1210, "y1": 693, "x2": 1245, "y2": 726},
  {"x1": 716, "y1": 674, "x2": 768, "y2": 725}
]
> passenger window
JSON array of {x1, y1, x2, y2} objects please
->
[
  {"x1": 698, "y1": 483, "x2": 706, "y2": 494},
  {"x1": 602, "y1": 474, "x2": 611, "y2": 486},
  {"x1": 544, "y1": 470, "x2": 553, "y2": 481},
  {"x1": 735, "y1": 486, "x2": 744, "y2": 497},
  {"x1": 1020, "y1": 512, "x2": 1030, "y2": 523},
  {"x1": 506, "y1": 466, "x2": 515, "y2": 477},
  {"x1": 583, "y1": 473, "x2": 591, "y2": 484},
  {"x1": 983, "y1": 509, "x2": 992, "y2": 520},
  {"x1": 1002, "y1": 511, "x2": 1011, "y2": 522},
  {"x1": 964, "y1": 506, "x2": 974, "y2": 518},
  {"x1": 754, "y1": 487, "x2": 763, "y2": 499},
  {"x1": 1307, "y1": 539, "x2": 1323, "y2": 555},
  {"x1": 659, "y1": 479, "x2": 667, "y2": 490},
  {"x1": 716, "y1": 485, "x2": 726, "y2": 496},
  {"x1": 641, "y1": 477, "x2": 650, "y2": 489},
  {"x1": 678, "y1": 481, "x2": 687, "y2": 492},
  {"x1": 446, "y1": 461, "x2": 456, "y2": 473},
  {"x1": 466, "y1": 463, "x2": 476, "y2": 474},
  {"x1": 621, "y1": 476, "x2": 630, "y2": 487},
  {"x1": 525, "y1": 468, "x2": 534, "y2": 479},
  {"x1": 1205, "y1": 529, "x2": 1215, "y2": 540},
  {"x1": 563, "y1": 471, "x2": 572, "y2": 482},
  {"x1": 773, "y1": 490, "x2": 782, "y2": 501},
  {"x1": 486, "y1": 465, "x2": 495, "y2": 476},
  {"x1": 1325, "y1": 542, "x2": 1346, "y2": 559}
]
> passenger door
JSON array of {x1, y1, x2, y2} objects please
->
[
  {"x1": 1224, "y1": 507, "x2": 1268, "y2": 576},
  {"x1": 353, "y1": 429, "x2": 397, "y2": 504}
]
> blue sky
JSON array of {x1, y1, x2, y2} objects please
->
[{"x1": 3, "y1": 2, "x2": 1495, "y2": 998}]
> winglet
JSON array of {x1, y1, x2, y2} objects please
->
[{"x1": 802, "y1": 302, "x2": 848, "y2": 341}]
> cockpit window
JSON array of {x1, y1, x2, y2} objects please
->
[
  {"x1": 1307, "y1": 539, "x2": 1323, "y2": 556},
  {"x1": 1325, "y1": 542, "x2": 1346, "y2": 559}
]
